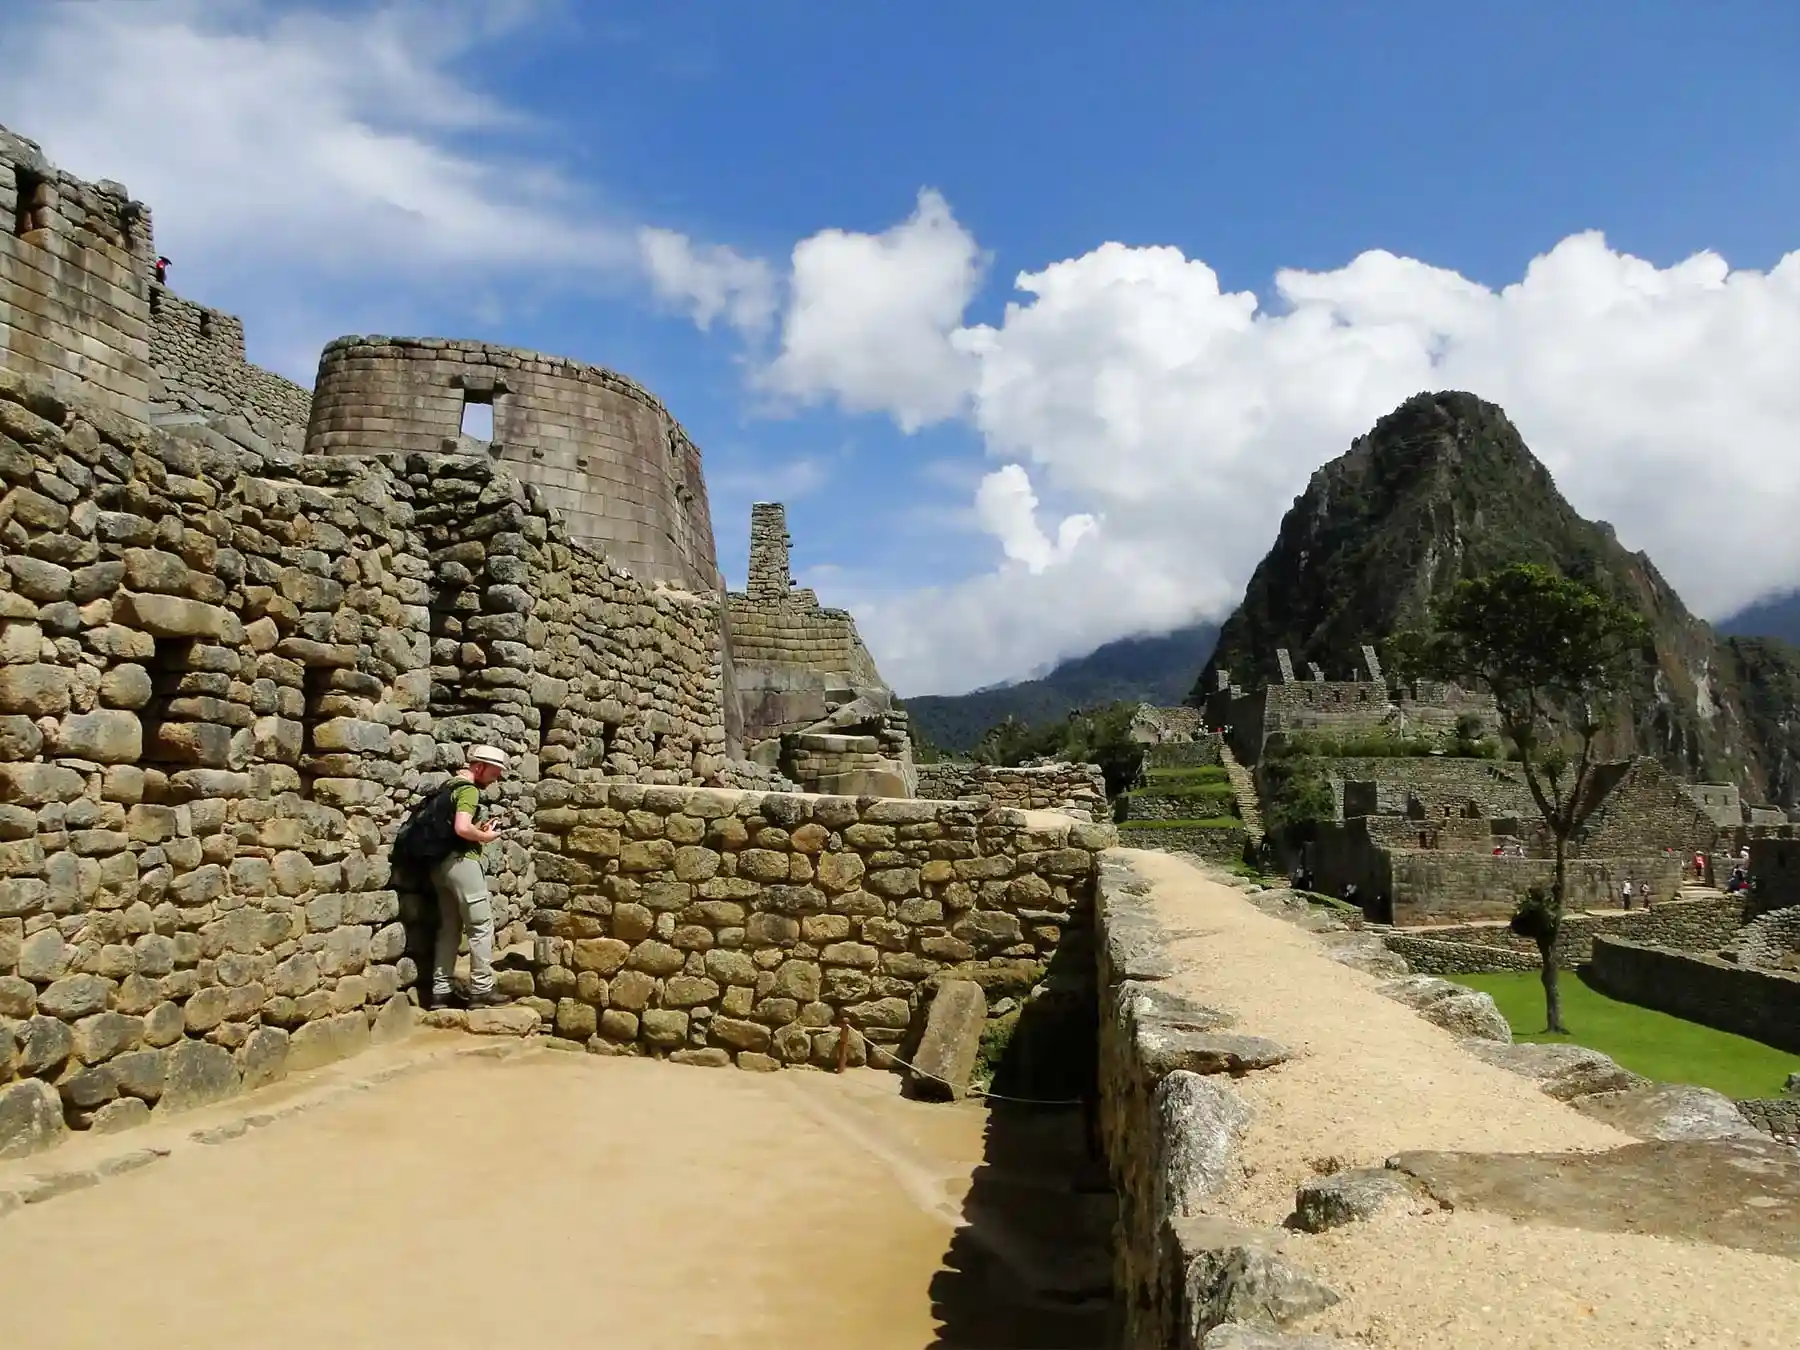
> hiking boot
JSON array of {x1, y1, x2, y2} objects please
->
[{"x1": 466, "y1": 989, "x2": 506, "y2": 1009}]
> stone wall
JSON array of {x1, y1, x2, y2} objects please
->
[
  {"x1": 1729, "y1": 903, "x2": 1800, "y2": 970},
  {"x1": 1735, "y1": 1097, "x2": 1800, "y2": 1141},
  {"x1": 1384, "y1": 852, "x2": 1681, "y2": 925},
  {"x1": 147, "y1": 287, "x2": 312, "y2": 442},
  {"x1": 1379, "y1": 895, "x2": 1747, "y2": 972},
  {"x1": 1096, "y1": 855, "x2": 1280, "y2": 1350},
  {"x1": 1207, "y1": 668, "x2": 1495, "y2": 766},
  {"x1": 1328, "y1": 756, "x2": 1534, "y2": 820},
  {"x1": 0, "y1": 367, "x2": 733, "y2": 1158},
  {"x1": 522, "y1": 784, "x2": 1112, "y2": 1066},
  {"x1": 1115, "y1": 822, "x2": 1249, "y2": 865},
  {"x1": 1574, "y1": 757, "x2": 1719, "y2": 860},
  {"x1": 1, "y1": 126, "x2": 153, "y2": 416},
  {"x1": 915, "y1": 762, "x2": 1108, "y2": 821},
  {"x1": 1140, "y1": 737, "x2": 1222, "y2": 769},
  {"x1": 1749, "y1": 835, "x2": 1800, "y2": 913},
  {"x1": 306, "y1": 337, "x2": 720, "y2": 593},
  {"x1": 1588, "y1": 937, "x2": 1800, "y2": 1054}
]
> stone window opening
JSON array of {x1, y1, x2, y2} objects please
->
[
  {"x1": 536, "y1": 702, "x2": 559, "y2": 754},
  {"x1": 198, "y1": 310, "x2": 215, "y2": 339},
  {"x1": 599, "y1": 720, "x2": 621, "y2": 768},
  {"x1": 459, "y1": 390, "x2": 495, "y2": 442},
  {"x1": 296, "y1": 666, "x2": 333, "y2": 798},
  {"x1": 148, "y1": 288, "x2": 162, "y2": 317},
  {"x1": 11, "y1": 164, "x2": 49, "y2": 238},
  {"x1": 137, "y1": 638, "x2": 197, "y2": 766}
]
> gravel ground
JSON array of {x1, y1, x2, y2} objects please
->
[{"x1": 1123, "y1": 849, "x2": 1800, "y2": 1349}]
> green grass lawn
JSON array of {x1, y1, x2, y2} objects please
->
[{"x1": 1451, "y1": 970, "x2": 1799, "y2": 1100}]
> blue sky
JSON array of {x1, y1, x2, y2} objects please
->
[{"x1": 5, "y1": 0, "x2": 1799, "y2": 694}]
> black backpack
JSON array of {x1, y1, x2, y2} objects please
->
[{"x1": 392, "y1": 785, "x2": 461, "y2": 871}]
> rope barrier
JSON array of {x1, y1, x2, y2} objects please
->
[{"x1": 829, "y1": 1022, "x2": 1089, "y2": 1107}]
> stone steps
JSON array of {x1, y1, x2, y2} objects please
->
[{"x1": 1218, "y1": 745, "x2": 1264, "y2": 845}]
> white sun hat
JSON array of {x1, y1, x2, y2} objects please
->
[{"x1": 468, "y1": 744, "x2": 510, "y2": 770}]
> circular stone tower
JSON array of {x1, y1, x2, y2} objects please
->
[{"x1": 304, "y1": 336, "x2": 720, "y2": 592}]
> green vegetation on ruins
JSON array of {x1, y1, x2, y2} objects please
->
[
  {"x1": 963, "y1": 700, "x2": 1146, "y2": 796},
  {"x1": 1453, "y1": 972, "x2": 1799, "y2": 1100}
]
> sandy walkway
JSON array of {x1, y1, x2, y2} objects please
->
[
  {"x1": 0, "y1": 1045, "x2": 1103, "y2": 1350},
  {"x1": 1122, "y1": 849, "x2": 1800, "y2": 1349}
]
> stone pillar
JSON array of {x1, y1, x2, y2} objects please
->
[
  {"x1": 1276, "y1": 649, "x2": 1296, "y2": 684},
  {"x1": 1362, "y1": 644, "x2": 1383, "y2": 683},
  {"x1": 1307, "y1": 662, "x2": 1325, "y2": 682},
  {"x1": 747, "y1": 502, "x2": 792, "y2": 602}
]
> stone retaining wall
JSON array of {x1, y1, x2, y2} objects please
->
[
  {"x1": 915, "y1": 761, "x2": 1108, "y2": 821},
  {"x1": 0, "y1": 368, "x2": 732, "y2": 1160},
  {"x1": 1096, "y1": 855, "x2": 1262, "y2": 1350},
  {"x1": 1115, "y1": 823, "x2": 1248, "y2": 865},
  {"x1": 1378, "y1": 896, "x2": 1745, "y2": 973},
  {"x1": 522, "y1": 784, "x2": 1112, "y2": 1066},
  {"x1": 1588, "y1": 937, "x2": 1800, "y2": 1054},
  {"x1": 148, "y1": 288, "x2": 312, "y2": 441},
  {"x1": 1735, "y1": 1097, "x2": 1800, "y2": 1140}
]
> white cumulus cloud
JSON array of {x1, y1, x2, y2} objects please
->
[
  {"x1": 638, "y1": 226, "x2": 778, "y2": 335},
  {"x1": 759, "y1": 189, "x2": 986, "y2": 431},
  {"x1": 759, "y1": 197, "x2": 1800, "y2": 696},
  {"x1": 0, "y1": 0, "x2": 770, "y2": 371},
  {"x1": 974, "y1": 465, "x2": 1095, "y2": 573}
]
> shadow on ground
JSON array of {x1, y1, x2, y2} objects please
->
[{"x1": 927, "y1": 983, "x2": 1117, "y2": 1349}]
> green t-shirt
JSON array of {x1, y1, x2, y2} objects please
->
[{"x1": 450, "y1": 781, "x2": 484, "y2": 858}]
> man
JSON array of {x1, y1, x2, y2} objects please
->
[
  {"x1": 430, "y1": 744, "x2": 509, "y2": 1009},
  {"x1": 1620, "y1": 877, "x2": 1634, "y2": 910},
  {"x1": 154, "y1": 255, "x2": 169, "y2": 284}
]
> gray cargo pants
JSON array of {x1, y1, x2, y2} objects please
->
[{"x1": 429, "y1": 853, "x2": 495, "y2": 999}]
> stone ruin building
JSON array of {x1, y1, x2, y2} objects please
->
[
  {"x1": 0, "y1": 123, "x2": 1119, "y2": 1153},
  {"x1": 1205, "y1": 643, "x2": 1498, "y2": 766}
]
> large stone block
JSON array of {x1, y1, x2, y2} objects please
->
[
  {"x1": 160, "y1": 1040, "x2": 242, "y2": 1112},
  {"x1": 49, "y1": 709, "x2": 142, "y2": 763},
  {"x1": 115, "y1": 592, "x2": 243, "y2": 643},
  {"x1": 904, "y1": 978, "x2": 987, "y2": 1102},
  {"x1": 287, "y1": 1010, "x2": 371, "y2": 1073},
  {"x1": 0, "y1": 1078, "x2": 68, "y2": 1160},
  {"x1": 0, "y1": 662, "x2": 71, "y2": 716}
]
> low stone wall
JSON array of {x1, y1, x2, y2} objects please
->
[
  {"x1": 1735, "y1": 1097, "x2": 1800, "y2": 1141},
  {"x1": 1141, "y1": 738, "x2": 1220, "y2": 769},
  {"x1": 1730, "y1": 903, "x2": 1800, "y2": 970},
  {"x1": 914, "y1": 761, "x2": 1107, "y2": 822},
  {"x1": 1096, "y1": 856, "x2": 1262, "y2": 1350},
  {"x1": 1379, "y1": 896, "x2": 1745, "y2": 973},
  {"x1": 523, "y1": 784, "x2": 1112, "y2": 1066},
  {"x1": 1588, "y1": 937, "x2": 1800, "y2": 1054},
  {"x1": 1387, "y1": 853, "x2": 1682, "y2": 925},
  {"x1": 1116, "y1": 823, "x2": 1248, "y2": 866}
]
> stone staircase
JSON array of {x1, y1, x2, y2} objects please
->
[{"x1": 1219, "y1": 744, "x2": 1264, "y2": 845}]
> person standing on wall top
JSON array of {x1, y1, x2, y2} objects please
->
[
  {"x1": 432, "y1": 745, "x2": 510, "y2": 1009},
  {"x1": 154, "y1": 256, "x2": 169, "y2": 284}
]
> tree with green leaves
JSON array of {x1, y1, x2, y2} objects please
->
[{"x1": 1389, "y1": 563, "x2": 1648, "y2": 1032}]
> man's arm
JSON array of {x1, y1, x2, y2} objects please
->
[{"x1": 454, "y1": 810, "x2": 500, "y2": 846}]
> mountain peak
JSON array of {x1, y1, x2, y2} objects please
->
[{"x1": 1196, "y1": 391, "x2": 1800, "y2": 804}]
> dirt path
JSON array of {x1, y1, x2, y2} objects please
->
[
  {"x1": 1122, "y1": 849, "x2": 1800, "y2": 1350},
  {"x1": 0, "y1": 1044, "x2": 1109, "y2": 1350}
]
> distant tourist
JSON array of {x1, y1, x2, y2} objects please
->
[
  {"x1": 1638, "y1": 880, "x2": 1652, "y2": 909},
  {"x1": 154, "y1": 255, "x2": 169, "y2": 284},
  {"x1": 1621, "y1": 877, "x2": 1634, "y2": 910}
]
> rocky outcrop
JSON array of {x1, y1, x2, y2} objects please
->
[{"x1": 1196, "y1": 389, "x2": 1800, "y2": 804}]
